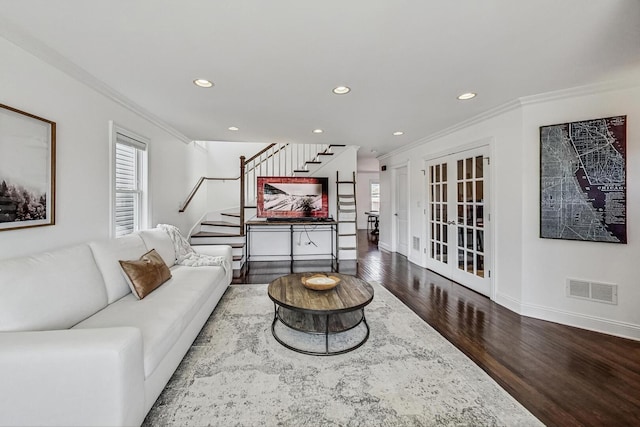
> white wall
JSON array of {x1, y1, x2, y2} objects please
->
[
  {"x1": 0, "y1": 37, "x2": 207, "y2": 260},
  {"x1": 519, "y1": 86, "x2": 640, "y2": 338},
  {"x1": 378, "y1": 81, "x2": 640, "y2": 339},
  {"x1": 356, "y1": 156, "x2": 379, "y2": 229},
  {"x1": 203, "y1": 141, "x2": 268, "y2": 213}
]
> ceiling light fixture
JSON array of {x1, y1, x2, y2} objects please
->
[
  {"x1": 312, "y1": 129, "x2": 324, "y2": 134},
  {"x1": 393, "y1": 131, "x2": 404, "y2": 136},
  {"x1": 228, "y1": 126, "x2": 239, "y2": 131},
  {"x1": 457, "y1": 92, "x2": 476, "y2": 100},
  {"x1": 333, "y1": 86, "x2": 351, "y2": 95},
  {"x1": 193, "y1": 79, "x2": 214, "y2": 88}
]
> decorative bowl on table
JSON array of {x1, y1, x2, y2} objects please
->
[{"x1": 301, "y1": 274, "x2": 341, "y2": 291}]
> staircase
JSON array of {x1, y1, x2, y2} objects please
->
[{"x1": 186, "y1": 143, "x2": 347, "y2": 277}]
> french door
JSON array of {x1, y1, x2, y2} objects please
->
[{"x1": 426, "y1": 147, "x2": 491, "y2": 296}]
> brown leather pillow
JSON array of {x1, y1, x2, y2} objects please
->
[{"x1": 119, "y1": 249, "x2": 172, "y2": 299}]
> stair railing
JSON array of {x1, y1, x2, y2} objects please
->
[{"x1": 180, "y1": 142, "x2": 332, "y2": 234}]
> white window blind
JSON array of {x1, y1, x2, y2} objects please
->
[{"x1": 114, "y1": 130, "x2": 147, "y2": 237}]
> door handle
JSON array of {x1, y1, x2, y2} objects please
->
[{"x1": 394, "y1": 213, "x2": 398, "y2": 216}]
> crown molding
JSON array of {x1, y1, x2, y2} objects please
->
[
  {"x1": 519, "y1": 76, "x2": 640, "y2": 106},
  {"x1": 378, "y1": 99, "x2": 522, "y2": 161},
  {"x1": 0, "y1": 16, "x2": 192, "y2": 144},
  {"x1": 379, "y1": 76, "x2": 640, "y2": 161}
]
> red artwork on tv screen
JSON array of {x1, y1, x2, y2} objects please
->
[{"x1": 256, "y1": 176, "x2": 329, "y2": 219}]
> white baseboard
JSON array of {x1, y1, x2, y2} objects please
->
[
  {"x1": 378, "y1": 241, "x2": 392, "y2": 252},
  {"x1": 408, "y1": 255, "x2": 423, "y2": 267},
  {"x1": 521, "y1": 303, "x2": 640, "y2": 341},
  {"x1": 494, "y1": 292, "x2": 523, "y2": 314},
  {"x1": 496, "y1": 292, "x2": 640, "y2": 341}
]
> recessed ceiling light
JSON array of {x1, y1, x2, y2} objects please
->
[
  {"x1": 457, "y1": 92, "x2": 476, "y2": 100},
  {"x1": 193, "y1": 79, "x2": 214, "y2": 88},
  {"x1": 228, "y1": 126, "x2": 239, "y2": 131},
  {"x1": 333, "y1": 86, "x2": 351, "y2": 95},
  {"x1": 393, "y1": 131, "x2": 404, "y2": 136},
  {"x1": 312, "y1": 129, "x2": 324, "y2": 134}
]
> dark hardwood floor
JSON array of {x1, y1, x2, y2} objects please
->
[{"x1": 234, "y1": 231, "x2": 640, "y2": 427}]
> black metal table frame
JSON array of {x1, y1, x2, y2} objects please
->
[
  {"x1": 246, "y1": 221, "x2": 338, "y2": 273},
  {"x1": 270, "y1": 303, "x2": 370, "y2": 356}
]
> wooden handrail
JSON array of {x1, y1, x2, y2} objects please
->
[
  {"x1": 244, "y1": 143, "x2": 276, "y2": 164},
  {"x1": 179, "y1": 176, "x2": 239, "y2": 213},
  {"x1": 244, "y1": 143, "x2": 290, "y2": 175}
]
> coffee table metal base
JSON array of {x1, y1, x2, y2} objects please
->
[{"x1": 271, "y1": 304, "x2": 370, "y2": 356}]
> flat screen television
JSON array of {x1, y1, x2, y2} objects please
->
[{"x1": 256, "y1": 176, "x2": 329, "y2": 220}]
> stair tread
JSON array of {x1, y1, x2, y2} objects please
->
[
  {"x1": 294, "y1": 170, "x2": 310, "y2": 173},
  {"x1": 329, "y1": 144, "x2": 346, "y2": 147},
  {"x1": 338, "y1": 220, "x2": 357, "y2": 223},
  {"x1": 192, "y1": 231, "x2": 242, "y2": 237},
  {"x1": 339, "y1": 246, "x2": 357, "y2": 250},
  {"x1": 221, "y1": 212, "x2": 240, "y2": 218},
  {"x1": 232, "y1": 255, "x2": 244, "y2": 261},
  {"x1": 305, "y1": 161, "x2": 321, "y2": 164},
  {"x1": 201, "y1": 221, "x2": 240, "y2": 227},
  {"x1": 338, "y1": 233, "x2": 357, "y2": 237},
  {"x1": 317, "y1": 152, "x2": 334, "y2": 156},
  {"x1": 336, "y1": 181, "x2": 355, "y2": 184}
]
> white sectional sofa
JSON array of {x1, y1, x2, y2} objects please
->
[{"x1": 0, "y1": 228, "x2": 233, "y2": 427}]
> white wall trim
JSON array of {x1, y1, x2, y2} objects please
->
[
  {"x1": 187, "y1": 211, "x2": 209, "y2": 239},
  {"x1": 379, "y1": 76, "x2": 640, "y2": 162},
  {"x1": 494, "y1": 292, "x2": 523, "y2": 314},
  {"x1": 494, "y1": 292, "x2": 640, "y2": 341},
  {"x1": 408, "y1": 255, "x2": 422, "y2": 266},
  {"x1": 0, "y1": 16, "x2": 192, "y2": 144},
  {"x1": 519, "y1": 77, "x2": 640, "y2": 107},
  {"x1": 379, "y1": 100, "x2": 521, "y2": 161},
  {"x1": 109, "y1": 121, "x2": 151, "y2": 237},
  {"x1": 521, "y1": 302, "x2": 640, "y2": 341},
  {"x1": 378, "y1": 241, "x2": 392, "y2": 252}
]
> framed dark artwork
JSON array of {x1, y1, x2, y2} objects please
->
[
  {"x1": 540, "y1": 115, "x2": 626, "y2": 243},
  {"x1": 0, "y1": 104, "x2": 56, "y2": 231}
]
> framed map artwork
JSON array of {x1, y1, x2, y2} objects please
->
[{"x1": 540, "y1": 115, "x2": 626, "y2": 243}]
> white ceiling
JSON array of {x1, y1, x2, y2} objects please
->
[{"x1": 1, "y1": 1, "x2": 639, "y2": 158}]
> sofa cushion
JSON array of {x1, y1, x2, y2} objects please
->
[
  {"x1": 73, "y1": 264, "x2": 227, "y2": 378},
  {"x1": 120, "y1": 249, "x2": 172, "y2": 299},
  {"x1": 90, "y1": 234, "x2": 148, "y2": 303},
  {"x1": 0, "y1": 244, "x2": 108, "y2": 332},
  {"x1": 138, "y1": 228, "x2": 176, "y2": 268}
]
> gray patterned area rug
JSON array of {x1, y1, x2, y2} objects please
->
[{"x1": 143, "y1": 283, "x2": 542, "y2": 427}]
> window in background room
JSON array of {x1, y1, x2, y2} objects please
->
[
  {"x1": 370, "y1": 181, "x2": 380, "y2": 211},
  {"x1": 111, "y1": 123, "x2": 148, "y2": 237}
]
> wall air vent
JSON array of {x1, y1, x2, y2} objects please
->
[
  {"x1": 412, "y1": 236, "x2": 420, "y2": 251},
  {"x1": 566, "y1": 279, "x2": 618, "y2": 305}
]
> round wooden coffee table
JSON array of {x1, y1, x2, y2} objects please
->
[{"x1": 267, "y1": 272, "x2": 374, "y2": 356}]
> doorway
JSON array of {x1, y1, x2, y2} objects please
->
[
  {"x1": 394, "y1": 165, "x2": 409, "y2": 257},
  {"x1": 425, "y1": 146, "x2": 491, "y2": 297}
]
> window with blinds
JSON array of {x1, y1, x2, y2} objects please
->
[{"x1": 112, "y1": 126, "x2": 147, "y2": 237}]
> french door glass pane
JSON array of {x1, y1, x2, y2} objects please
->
[
  {"x1": 429, "y1": 162, "x2": 448, "y2": 264},
  {"x1": 455, "y1": 155, "x2": 485, "y2": 278}
]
